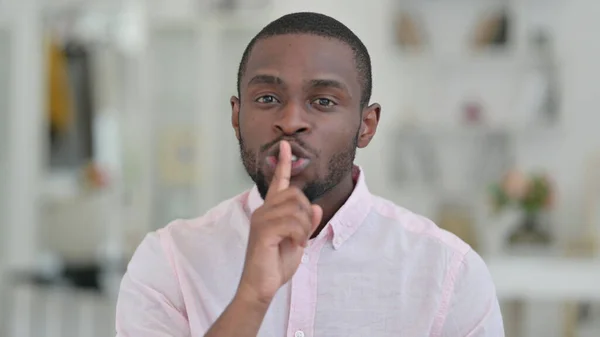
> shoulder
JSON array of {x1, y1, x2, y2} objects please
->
[
  {"x1": 367, "y1": 196, "x2": 501, "y2": 335},
  {"x1": 365, "y1": 194, "x2": 481, "y2": 289},
  {"x1": 129, "y1": 190, "x2": 252, "y2": 270},
  {"x1": 126, "y1": 188, "x2": 252, "y2": 269},
  {"x1": 369, "y1": 195, "x2": 472, "y2": 258},
  {"x1": 434, "y1": 243, "x2": 502, "y2": 336},
  {"x1": 155, "y1": 189, "x2": 252, "y2": 241}
]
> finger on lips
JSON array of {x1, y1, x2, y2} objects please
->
[
  {"x1": 266, "y1": 141, "x2": 292, "y2": 200},
  {"x1": 259, "y1": 140, "x2": 314, "y2": 247}
]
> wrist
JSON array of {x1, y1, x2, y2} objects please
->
[{"x1": 234, "y1": 283, "x2": 274, "y2": 310}]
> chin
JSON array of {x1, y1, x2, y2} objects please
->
[{"x1": 266, "y1": 177, "x2": 307, "y2": 191}]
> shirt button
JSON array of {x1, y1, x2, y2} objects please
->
[
  {"x1": 301, "y1": 254, "x2": 309, "y2": 264},
  {"x1": 295, "y1": 331, "x2": 305, "y2": 337},
  {"x1": 333, "y1": 238, "x2": 342, "y2": 246}
]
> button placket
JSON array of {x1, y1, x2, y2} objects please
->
[{"x1": 286, "y1": 236, "x2": 326, "y2": 337}]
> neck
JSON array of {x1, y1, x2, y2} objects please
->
[{"x1": 310, "y1": 171, "x2": 356, "y2": 239}]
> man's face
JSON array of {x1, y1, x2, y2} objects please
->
[{"x1": 231, "y1": 34, "x2": 379, "y2": 202}]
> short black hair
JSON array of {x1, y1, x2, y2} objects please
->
[{"x1": 237, "y1": 12, "x2": 373, "y2": 108}]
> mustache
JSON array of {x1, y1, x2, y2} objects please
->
[{"x1": 259, "y1": 136, "x2": 317, "y2": 156}]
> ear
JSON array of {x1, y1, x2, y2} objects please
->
[
  {"x1": 357, "y1": 103, "x2": 381, "y2": 148},
  {"x1": 231, "y1": 96, "x2": 241, "y2": 140}
]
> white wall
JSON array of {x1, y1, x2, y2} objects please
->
[
  {"x1": 2, "y1": 0, "x2": 44, "y2": 271},
  {"x1": 0, "y1": 25, "x2": 10, "y2": 330},
  {"x1": 0, "y1": 27, "x2": 10, "y2": 258}
]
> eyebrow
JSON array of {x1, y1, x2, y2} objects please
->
[
  {"x1": 309, "y1": 79, "x2": 348, "y2": 92},
  {"x1": 247, "y1": 75, "x2": 351, "y2": 96},
  {"x1": 247, "y1": 74, "x2": 285, "y2": 87}
]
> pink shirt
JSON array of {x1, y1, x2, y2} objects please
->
[{"x1": 116, "y1": 167, "x2": 504, "y2": 336}]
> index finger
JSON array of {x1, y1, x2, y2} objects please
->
[{"x1": 266, "y1": 140, "x2": 292, "y2": 200}]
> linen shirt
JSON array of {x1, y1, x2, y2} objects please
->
[{"x1": 116, "y1": 167, "x2": 504, "y2": 336}]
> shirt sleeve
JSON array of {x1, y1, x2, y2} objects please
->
[
  {"x1": 115, "y1": 230, "x2": 191, "y2": 337},
  {"x1": 439, "y1": 249, "x2": 505, "y2": 337}
]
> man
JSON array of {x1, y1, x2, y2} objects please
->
[{"x1": 116, "y1": 12, "x2": 504, "y2": 337}]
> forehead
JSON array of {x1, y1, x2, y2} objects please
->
[{"x1": 243, "y1": 34, "x2": 360, "y2": 93}]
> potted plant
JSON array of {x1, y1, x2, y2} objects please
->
[{"x1": 489, "y1": 170, "x2": 555, "y2": 245}]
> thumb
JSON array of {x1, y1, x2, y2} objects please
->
[{"x1": 310, "y1": 204, "x2": 323, "y2": 233}]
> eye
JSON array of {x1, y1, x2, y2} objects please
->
[
  {"x1": 312, "y1": 98, "x2": 336, "y2": 107},
  {"x1": 255, "y1": 95, "x2": 280, "y2": 104}
]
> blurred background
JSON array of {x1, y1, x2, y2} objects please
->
[{"x1": 1, "y1": 0, "x2": 600, "y2": 336}]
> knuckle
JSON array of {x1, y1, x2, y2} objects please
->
[
  {"x1": 290, "y1": 213, "x2": 310, "y2": 233},
  {"x1": 293, "y1": 208, "x2": 309, "y2": 222},
  {"x1": 289, "y1": 211, "x2": 303, "y2": 225},
  {"x1": 291, "y1": 225, "x2": 305, "y2": 237},
  {"x1": 284, "y1": 211, "x2": 300, "y2": 225}
]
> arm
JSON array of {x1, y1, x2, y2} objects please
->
[
  {"x1": 438, "y1": 250, "x2": 505, "y2": 337},
  {"x1": 205, "y1": 140, "x2": 321, "y2": 337},
  {"x1": 203, "y1": 288, "x2": 270, "y2": 337},
  {"x1": 115, "y1": 231, "x2": 190, "y2": 337},
  {"x1": 116, "y1": 141, "x2": 317, "y2": 337}
]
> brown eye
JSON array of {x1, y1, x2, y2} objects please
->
[
  {"x1": 255, "y1": 95, "x2": 279, "y2": 104},
  {"x1": 313, "y1": 98, "x2": 336, "y2": 107}
]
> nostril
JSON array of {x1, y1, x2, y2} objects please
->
[{"x1": 274, "y1": 125, "x2": 309, "y2": 135}]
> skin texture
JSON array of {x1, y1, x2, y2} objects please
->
[{"x1": 205, "y1": 34, "x2": 380, "y2": 337}]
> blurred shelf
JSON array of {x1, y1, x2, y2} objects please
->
[
  {"x1": 41, "y1": 170, "x2": 82, "y2": 201},
  {"x1": 487, "y1": 256, "x2": 600, "y2": 301},
  {"x1": 395, "y1": 123, "x2": 562, "y2": 139},
  {"x1": 42, "y1": 0, "x2": 125, "y2": 16},
  {"x1": 397, "y1": 49, "x2": 539, "y2": 71},
  {"x1": 150, "y1": 9, "x2": 270, "y2": 33}
]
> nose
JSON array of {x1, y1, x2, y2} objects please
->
[{"x1": 273, "y1": 101, "x2": 310, "y2": 136}]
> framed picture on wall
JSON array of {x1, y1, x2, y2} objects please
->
[
  {"x1": 470, "y1": 5, "x2": 512, "y2": 51},
  {"x1": 208, "y1": 0, "x2": 271, "y2": 12},
  {"x1": 393, "y1": 0, "x2": 515, "y2": 56},
  {"x1": 157, "y1": 126, "x2": 201, "y2": 187},
  {"x1": 584, "y1": 152, "x2": 600, "y2": 255},
  {"x1": 569, "y1": 152, "x2": 600, "y2": 257}
]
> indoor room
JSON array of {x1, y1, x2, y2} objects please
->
[{"x1": 1, "y1": 0, "x2": 599, "y2": 336}]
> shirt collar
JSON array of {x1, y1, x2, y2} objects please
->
[{"x1": 245, "y1": 165, "x2": 373, "y2": 249}]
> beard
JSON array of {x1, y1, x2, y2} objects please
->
[{"x1": 239, "y1": 133, "x2": 358, "y2": 203}]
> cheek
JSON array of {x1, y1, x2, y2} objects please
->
[
  {"x1": 239, "y1": 114, "x2": 258, "y2": 139},
  {"x1": 240, "y1": 115, "x2": 273, "y2": 151},
  {"x1": 315, "y1": 127, "x2": 357, "y2": 162},
  {"x1": 323, "y1": 123, "x2": 358, "y2": 146},
  {"x1": 241, "y1": 110, "x2": 269, "y2": 133}
]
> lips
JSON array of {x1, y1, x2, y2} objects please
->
[
  {"x1": 264, "y1": 142, "x2": 312, "y2": 177},
  {"x1": 267, "y1": 141, "x2": 311, "y2": 159}
]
